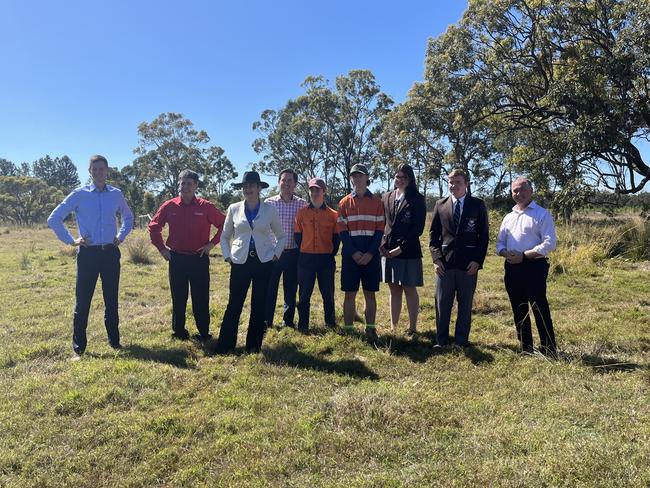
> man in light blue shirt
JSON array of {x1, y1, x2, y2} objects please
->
[{"x1": 48, "y1": 154, "x2": 133, "y2": 356}]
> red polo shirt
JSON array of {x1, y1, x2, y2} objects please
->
[{"x1": 148, "y1": 196, "x2": 225, "y2": 253}]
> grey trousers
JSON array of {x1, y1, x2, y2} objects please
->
[{"x1": 435, "y1": 268, "x2": 478, "y2": 346}]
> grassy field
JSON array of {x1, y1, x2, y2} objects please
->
[{"x1": 0, "y1": 224, "x2": 648, "y2": 487}]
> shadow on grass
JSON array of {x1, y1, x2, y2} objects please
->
[
  {"x1": 384, "y1": 334, "x2": 435, "y2": 363},
  {"x1": 122, "y1": 344, "x2": 195, "y2": 369},
  {"x1": 262, "y1": 343, "x2": 379, "y2": 380},
  {"x1": 578, "y1": 354, "x2": 647, "y2": 374},
  {"x1": 384, "y1": 331, "x2": 495, "y2": 365},
  {"x1": 462, "y1": 344, "x2": 495, "y2": 365}
]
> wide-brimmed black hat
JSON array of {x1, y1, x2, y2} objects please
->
[{"x1": 232, "y1": 171, "x2": 269, "y2": 189}]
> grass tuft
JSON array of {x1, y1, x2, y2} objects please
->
[{"x1": 124, "y1": 232, "x2": 154, "y2": 265}]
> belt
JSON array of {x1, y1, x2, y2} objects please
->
[
  {"x1": 87, "y1": 243, "x2": 115, "y2": 250},
  {"x1": 249, "y1": 250, "x2": 257, "y2": 257}
]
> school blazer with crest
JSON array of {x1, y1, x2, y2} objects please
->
[
  {"x1": 220, "y1": 201, "x2": 287, "y2": 264},
  {"x1": 380, "y1": 190, "x2": 427, "y2": 259},
  {"x1": 429, "y1": 195, "x2": 489, "y2": 270}
]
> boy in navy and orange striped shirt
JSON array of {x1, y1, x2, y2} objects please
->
[{"x1": 336, "y1": 164, "x2": 385, "y2": 342}]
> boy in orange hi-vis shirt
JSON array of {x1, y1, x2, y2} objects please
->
[
  {"x1": 336, "y1": 164, "x2": 385, "y2": 343},
  {"x1": 294, "y1": 178, "x2": 340, "y2": 333}
]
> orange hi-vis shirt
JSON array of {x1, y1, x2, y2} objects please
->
[
  {"x1": 295, "y1": 204, "x2": 339, "y2": 254},
  {"x1": 336, "y1": 190, "x2": 385, "y2": 257}
]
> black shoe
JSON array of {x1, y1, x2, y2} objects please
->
[
  {"x1": 297, "y1": 325, "x2": 309, "y2": 334},
  {"x1": 282, "y1": 322, "x2": 296, "y2": 329},
  {"x1": 193, "y1": 333, "x2": 212, "y2": 343},
  {"x1": 110, "y1": 342, "x2": 122, "y2": 350},
  {"x1": 171, "y1": 330, "x2": 190, "y2": 340},
  {"x1": 406, "y1": 329, "x2": 418, "y2": 338},
  {"x1": 365, "y1": 327, "x2": 379, "y2": 344},
  {"x1": 521, "y1": 345, "x2": 534, "y2": 355},
  {"x1": 325, "y1": 322, "x2": 337, "y2": 329},
  {"x1": 540, "y1": 346, "x2": 558, "y2": 359}
]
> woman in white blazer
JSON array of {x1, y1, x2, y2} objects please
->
[{"x1": 214, "y1": 171, "x2": 286, "y2": 353}]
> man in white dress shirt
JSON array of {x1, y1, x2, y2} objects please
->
[{"x1": 496, "y1": 177, "x2": 558, "y2": 356}]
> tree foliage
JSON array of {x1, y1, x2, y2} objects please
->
[
  {"x1": 417, "y1": 0, "x2": 649, "y2": 196},
  {"x1": 0, "y1": 158, "x2": 18, "y2": 177},
  {"x1": 31, "y1": 155, "x2": 80, "y2": 193},
  {"x1": 0, "y1": 176, "x2": 64, "y2": 225},
  {"x1": 253, "y1": 70, "x2": 393, "y2": 196},
  {"x1": 133, "y1": 112, "x2": 235, "y2": 199}
]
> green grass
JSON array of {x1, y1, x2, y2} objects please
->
[{"x1": 0, "y1": 225, "x2": 648, "y2": 487}]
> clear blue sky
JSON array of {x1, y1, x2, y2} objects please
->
[{"x1": 0, "y1": 0, "x2": 468, "y2": 178}]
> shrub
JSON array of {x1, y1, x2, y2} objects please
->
[{"x1": 124, "y1": 234, "x2": 154, "y2": 265}]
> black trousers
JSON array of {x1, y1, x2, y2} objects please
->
[
  {"x1": 297, "y1": 263, "x2": 336, "y2": 330},
  {"x1": 265, "y1": 248, "x2": 299, "y2": 327},
  {"x1": 504, "y1": 259, "x2": 556, "y2": 353},
  {"x1": 169, "y1": 252, "x2": 211, "y2": 338},
  {"x1": 217, "y1": 254, "x2": 273, "y2": 353},
  {"x1": 73, "y1": 245, "x2": 121, "y2": 353}
]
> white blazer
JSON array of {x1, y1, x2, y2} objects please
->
[{"x1": 220, "y1": 201, "x2": 287, "y2": 263}]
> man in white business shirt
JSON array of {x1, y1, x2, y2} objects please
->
[{"x1": 496, "y1": 177, "x2": 558, "y2": 357}]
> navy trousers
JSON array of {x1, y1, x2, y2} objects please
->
[
  {"x1": 297, "y1": 262, "x2": 336, "y2": 330},
  {"x1": 264, "y1": 248, "x2": 299, "y2": 327},
  {"x1": 73, "y1": 245, "x2": 121, "y2": 354}
]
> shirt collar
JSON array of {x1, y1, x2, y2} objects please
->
[
  {"x1": 279, "y1": 193, "x2": 296, "y2": 203},
  {"x1": 512, "y1": 200, "x2": 538, "y2": 212},
  {"x1": 309, "y1": 202, "x2": 327, "y2": 209},
  {"x1": 451, "y1": 193, "x2": 466, "y2": 205},
  {"x1": 89, "y1": 183, "x2": 109, "y2": 193},
  {"x1": 351, "y1": 189, "x2": 373, "y2": 198},
  {"x1": 174, "y1": 195, "x2": 199, "y2": 206}
]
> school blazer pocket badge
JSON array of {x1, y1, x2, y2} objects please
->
[{"x1": 464, "y1": 218, "x2": 477, "y2": 233}]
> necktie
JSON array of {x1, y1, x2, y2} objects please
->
[{"x1": 453, "y1": 200, "x2": 461, "y2": 230}]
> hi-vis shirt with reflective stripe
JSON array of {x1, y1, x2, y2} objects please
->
[{"x1": 336, "y1": 191, "x2": 385, "y2": 255}]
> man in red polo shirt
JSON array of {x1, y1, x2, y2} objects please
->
[{"x1": 148, "y1": 169, "x2": 226, "y2": 342}]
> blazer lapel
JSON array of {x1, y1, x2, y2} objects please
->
[
  {"x1": 445, "y1": 198, "x2": 456, "y2": 234},
  {"x1": 395, "y1": 194, "x2": 408, "y2": 216}
]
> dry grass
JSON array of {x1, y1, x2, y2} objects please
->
[
  {"x1": 0, "y1": 218, "x2": 648, "y2": 487},
  {"x1": 123, "y1": 230, "x2": 155, "y2": 265}
]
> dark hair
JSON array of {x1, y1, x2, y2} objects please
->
[
  {"x1": 89, "y1": 154, "x2": 108, "y2": 168},
  {"x1": 278, "y1": 168, "x2": 298, "y2": 184},
  {"x1": 396, "y1": 164, "x2": 420, "y2": 196},
  {"x1": 178, "y1": 169, "x2": 199, "y2": 183}
]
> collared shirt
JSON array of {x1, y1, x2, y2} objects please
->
[
  {"x1": 496, "y1": 200, "x2": 557, "y2": 257},
  {"x1": 337, "y1": 189, "x2": 385, "y2": 256},
  {"x1": 265, "y1": 194, "x2": 308, "y2": 249},
  {"x1": 294, "y1": 203, "x2": 339, "y2": 254},
  {"x1": 148, "y1": 196, "x2": 225, "y2": 253},
  {"x1": 451, "y1": 193, "x2": 466, "y2": 218},
  {"x1": 48, "y1": 183, "x2": 134, "y2": 246}
]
